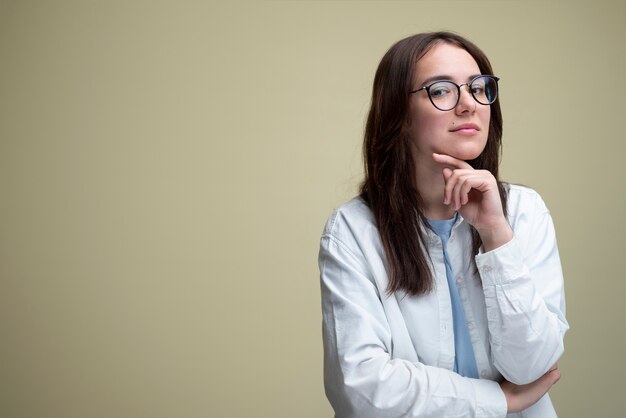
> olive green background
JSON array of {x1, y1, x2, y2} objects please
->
[{"x1": 1, "y1": 1, "x2": 624, "y2": 417}]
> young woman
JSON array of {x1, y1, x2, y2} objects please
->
[{"x1": 318, "y1": 32, "x2": 569, "y2": 417}]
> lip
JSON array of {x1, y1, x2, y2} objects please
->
[{"x1": 450, "y1": 123, "x2": 480, "y2": 132}]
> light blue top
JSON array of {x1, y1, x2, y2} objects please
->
[{"x1": 427, "y1": 215, "x2": 479, "y2": 379}]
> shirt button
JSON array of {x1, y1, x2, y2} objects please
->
[
  {"x1": 467, "y1": 321, "x2": 474, "y2": 329},
  {"x1": 482, "y1": 265, "x2": 493, "y2": 273},
  {"x1": 480, "y1": 370, "x2": 488, "y2": 378}
]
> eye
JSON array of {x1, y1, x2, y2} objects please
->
[
  {"x1": 471, "y1": 83, "x2": 485, "y2": 95},
  {"x1": 429, "y1": 82, "x2": 452, "y2": 98}
]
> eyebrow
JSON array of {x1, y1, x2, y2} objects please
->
[{"x1": 419, "y1": 74, "x2": 482, "y2": 87}]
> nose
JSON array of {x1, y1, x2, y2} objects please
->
[{"x1": 455, "y1": 84, "x2": 476, "y2": 114}]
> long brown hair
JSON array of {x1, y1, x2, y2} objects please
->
[{"x1": 360, "y1": 31, "x2": 507, "y2": 296}]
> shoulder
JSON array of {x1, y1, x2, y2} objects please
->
[
  {"x1": 505, "y1": 183, "x2": 550, "y2": 218},
  {"x1": 504, "y1": 184, "x2": 555, "y2": 240},
  {"x1": 322, "y1": 196, "x2": 376, "y2": 237},
  {"x1": 320, "y1": 196, "x2": 382, "y2": 257}
]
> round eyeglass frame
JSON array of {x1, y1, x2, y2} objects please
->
[{"x1": 409, "y1": 75, "x2": 500, "y2": 111}]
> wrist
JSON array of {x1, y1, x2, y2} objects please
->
[{"x1": 477, "y1": 221, "x2": 513, "y2": 252}]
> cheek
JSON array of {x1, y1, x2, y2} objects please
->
[
  {"x1": 482, "y1": 107, "x2": 491, "y2": 128},
  {"x1": 407, "y1": 101, "x2": 450, "y2": 148},
  {"x1": 414, "y1": 108, "x2": 445, "y2": 136}
]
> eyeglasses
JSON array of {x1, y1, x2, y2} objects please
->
[{"x1": 409, "y1": 75, "x2": 500, "y2": 111}]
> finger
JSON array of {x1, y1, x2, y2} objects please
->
[
  {"x1": 459, "y1": 173, "x2": 489, "y2": 205},
  {"x1": 445, "y1": 170, "x2": 472, "y2": 210},
  {"x1": 538, "y1": 367, "x2": 561, "y2": 388},
  {"x1": 443, "y1": 169, "x2": 459, "y2": 207},
  {"x1": 452, "y1": 174, "x2": 465, "y2": 211},
  {"x1": 458, "y1": 175, "x2": 476, "y2": 209},
  {"x1": 432, "y1": 152, "x2": 473, "y2": 170},
  {"x1": 460, "y1": 175, "x2": 474, "y2": 205},
  {"x1": 442, "y1": 168, "x2": 453, "y2": 204},
  {"x1": 444, "y1": 169, "x2": 467, "y2": 209},
  {"x1": 544, "y1": 364, "x2": 560, "y2": 384}
]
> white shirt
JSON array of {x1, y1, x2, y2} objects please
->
[{"x1": 319, "y1": 185, "x2": 569, "y2": 418}]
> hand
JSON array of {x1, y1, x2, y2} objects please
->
[
  {"x1": 432, "y1": 152, "x2": 512, "y2": 251},
  {"x1": 500, "y1": 364, "x2": 561, "y2": 413}
]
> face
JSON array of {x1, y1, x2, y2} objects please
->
[{"x1": 407, "y1": 42, "x2": 490, "y2": 163}]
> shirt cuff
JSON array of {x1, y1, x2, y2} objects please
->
[
  {"x1": 471, "y1": 378, "x2": 508, "y2": 417},
  {"x1": 475, "y1": 235, "x2": 526, "y2": 286}
]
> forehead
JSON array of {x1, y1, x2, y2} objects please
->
[{"x1": 414, "y1": 42, "x2": 481, "y2": 84}]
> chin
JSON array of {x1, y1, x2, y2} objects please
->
[
  {"x1": 436, "y1": 136, "x2": 487, "y2": 161},
  {"x1": 446, "y1": 147, "x2": 485, "y2": 162}
]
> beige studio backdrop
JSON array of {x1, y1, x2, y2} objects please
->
[{"x1": 0, "y1": 0, "x2": 624, "y2": 417}]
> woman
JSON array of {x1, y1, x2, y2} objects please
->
[{"x1": 318, "y1": 32, "x2": 569, "y2": 417}]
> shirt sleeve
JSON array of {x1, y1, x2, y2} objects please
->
[
  {"x1": 320, "y1": 232, "x2": 507, "y2": 418},
  {"x1": 475, "y1": 192, "x2": 569, "y2": 385}
]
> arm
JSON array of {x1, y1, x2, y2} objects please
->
[
  {"x1": 476, "y1": 192, "x2": 569, "y2": 385},
  {"x1": 319, "y1": 232, "x2": 507, "y2": 418},
  {"x1": 431, "y1": 153, "x2": 569, "y2": 385},
  {"x1": 500, "y1": 364, "x2": 562, "y2": 413}
]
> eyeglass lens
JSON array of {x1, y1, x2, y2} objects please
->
[{"x1": 428, "y1": 76, "x2": 498, "y2": 111}]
